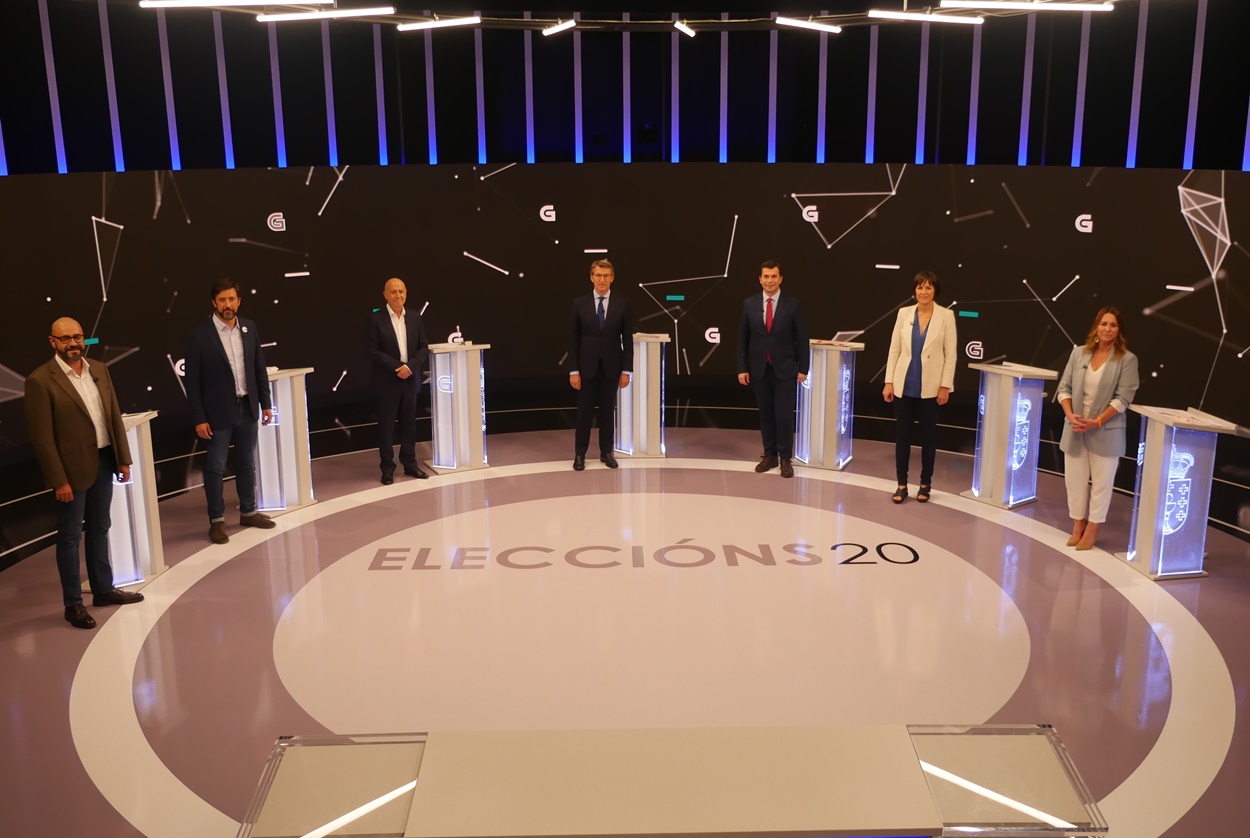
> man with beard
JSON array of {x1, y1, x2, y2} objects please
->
[
  {"x1": 184, "y1": 279, "x2": 276, "y2": 544},
  {"x1": 25, "y1": 317, "x2": 144, "y2": 629}
]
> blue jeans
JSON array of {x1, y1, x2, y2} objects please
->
[
  {"x1": 203, "y1": 399, "x2": 260, "y2": 522},
  {"x1": 55, "y1": 446, "x2": 117, "y2": 606}
]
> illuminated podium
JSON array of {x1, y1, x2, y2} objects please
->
[
  {"x1": 256, "y1": 367, "x2": 316, "y2": 515},
  {"x1": 429, "y1": 342, "x2": 490, "y2": 471},
  {"x1": 615, "y1": 333, "x2": 670, "y2": 458},
  {"x1": 106, "y1": 411, "x2": 165, "y2": 588},
  {"x1": 1117, "y1": 405, "x2": 1238, "y2": 580},
  {"x1": 795, "y1": 339, "x2": 864, "y2": 471},
  {"x1": 963, "y1": 362, "x2": 1058, "y2": 509}
]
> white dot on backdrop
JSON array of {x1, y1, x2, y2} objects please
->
[
  {"x1": 274, "y1": 300, "x2": 279, "y2": 304},
  {"x1": 251, "y1": 289, "x2": 257, "y2": 295},
  {"x1": 519, "y1": 272, "x2": 525, "y2": 278},
  {"x1": 146, "y1": 386, "x2": 153, "y2": 392},
  {"x1": 46, "y1": 297, "x2": 52, "y2": 302},
  {"x1": 1152, "y1": 372, "x2": 1158, "y2": 378}
]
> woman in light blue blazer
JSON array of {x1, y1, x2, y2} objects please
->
[
  {"x1": 1056, "y1": 307, "x2": 1139, "y2": 550},
  {"x1": 883, "y1": 271, "x2": 958, "y2": 503}
]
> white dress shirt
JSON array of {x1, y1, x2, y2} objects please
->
[
  {"x1": 55, "y1": 354, "x2": 110, "y2": 448},
  {"x1": 388, "y1": 306, "x2": 409, "y2": 364},
  {"x1": 214, "y1": 315, "x2": 248, "y2": 397}
]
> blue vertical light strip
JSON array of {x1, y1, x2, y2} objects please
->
[
  {"x1": 719, "y1": 13, "x2": 728, "y2": 163},
  {"x1": 97, "y1": 0, "x2": 125, "y2": 172},
  {"x1": 671, "y1": 14, "x2": 680, "y2": 163},
  {"x1": 1017, "y1": 14, "x2": 1036, "y2": 166},
  {"x1": 322, "y1": 21, "x2": 338, "y2": 167},
  {"x1": 212, "y1": 12, "x2": 235, "y2": 169},
  {"x1": 573, "y1": 13, "x2": 584, "y2": 163},
  {"x1": 0, "y1": 115, "x2": 8, "y2": 175},
  {"x1": 622, "y1": 13, "x2": 631, "y2": 163},
  {"x1": 1182, "y1": 0, "x2": 1208, "y2": 170},
  {"x1": 1070, "y1": 11, "x2": 1091, "y2": 167},
  {"x1": 36, "y1": 0, "x2": 67, "y2": 173},
  {"x1": 816, "y1": 10, "x2": 828, "y2": 165},
  {"x1": 156, "y1": 10, "x2": 181, "y2": 170},
  {"x1": 269, "y1": 23, "x2": 288, "y2": 167},
  {"x1": 967, "y1": 25, "x2": 982, "y2": 165},
  {"x1": 373, "y1": 24, "x2": 387, "y2": 165},
  {"x1": 524, "y1": 12, "x2": 534, "y2": 164},
  {"x1": 915, "y1": 22, "x2": 930, "y2": 165},
  {"x1": 424, "y1": 26, "x2": 437, "y2": 165},
  {"x1": 1243, "y1": 89, "x2": 1250, "y2": 171},
  {"x1": 866, "y1": 26, "x2": 878, "y2": 164},
  {"x1": 473, "y1": 15, "x2": 485, "y2": 164},
  {"x1": 766, "y1": 15, "x2": 777, "y2": 163},
  {"x1": 1126, "y1": 0, "x2": 1149, "y2": 168}
]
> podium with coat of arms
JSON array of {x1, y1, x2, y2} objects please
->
[
  {"x1": 1116, "y1": 405, "x2": 1238, "y2": 580},
  {"x1": 962, "y1": 362, "x2": 1059, "y2": 508}
]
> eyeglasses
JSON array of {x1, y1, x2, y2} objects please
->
[{"x1": 50, "y1": 334, "x2": 86, "y2": 344}]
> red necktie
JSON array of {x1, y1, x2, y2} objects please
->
[{"x1": 765, "y1": 296, "x2": 774, "y2": 333}]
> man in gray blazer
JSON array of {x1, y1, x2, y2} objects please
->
[{"x1": 25, "y1": 317, "x2": 144, "y2": 629}]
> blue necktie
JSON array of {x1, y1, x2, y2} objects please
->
[{"x1": 597, "y1": 296, "x2": 606, "y2": 329}]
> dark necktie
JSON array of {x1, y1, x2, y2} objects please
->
[
  {"x1": 597, "y1": 296, "x2": 606, "y2": 329},
  {"x1": 765, "y1": 296, "x2": 774, "y2": 333}
]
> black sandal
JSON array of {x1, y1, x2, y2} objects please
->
[
  {"x1": 891, "y1": 486, "x2": 908, "y2": 504},
  {"x1": 917, "y1": 484, "x2": 931, "y2": 503}
]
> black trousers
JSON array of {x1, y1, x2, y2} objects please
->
[
  {"x1": 751, "y1": 365, "x2": 798, "y2": 459},
  {"x1": 575, "y1": 360, "x2": 619, "y2": 457},
  {"x1": 376, "y1": 377, "x2": 420, "y2": 473},
  {"x1": 893, "y1": 395, "x2": 940, "y2": 485}
]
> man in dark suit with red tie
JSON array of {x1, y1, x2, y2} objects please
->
[
  {"x1": 567, "y1": 259, "x2": 633, "y2": 471},
  {"x1": 184, "y1": 279, "x2": 277, "y2": 544},
  {"x1": 367, "y1": 277, "x2": 430, "y2": 484},
  {"x1": 737, "y1": 260, "x2": 810, "y2": 478}
]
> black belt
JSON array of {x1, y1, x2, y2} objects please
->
[{"x1": 236, "y1": 395, "x2": 248, "y2": 403}]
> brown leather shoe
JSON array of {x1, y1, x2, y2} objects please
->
[
  {"x1": 65, "y1": 604, "x2": 96, "y2": 630},
  {"x1": 209, "y1": 521, "x2": 230, "y2": 544},
  {"x1": 779, "y1": 457, "x2": 795, "y2": 478},
  {"x1": 754, "y1": 454, "x2": 778, "y2": 473},
  {"x1": 92, "y1": 589, "x2": 145, "y2": 607},
  {"x1": 239, "y1": 512, "x2": 276, "y2": 529}
]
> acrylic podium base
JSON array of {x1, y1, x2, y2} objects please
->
[
  {"x1": 958, "y1": 489, "x2": 1038, "y2": 510},
  {"x1": 1113, "y1": 551, "x2": 1208, "y2": 582}
]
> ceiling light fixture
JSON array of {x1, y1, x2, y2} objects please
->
[
  {"x1": 941, "y1": 1, "x2": 1115, "y2": 10},
  {"x1": 396, "y1": 15, "x2": 481, "y2": 32},
  {"x1": 139, "y1": 0, "x2": 332, "y2": 8},
  {"x1": 542, "y1": 19, "x2": 576, "y2": 36},
  {"x1": 775, "y1": 16, "x2": 843, "y2": 34},
  {"x1": 867, "y1": 9, "x2": 985, "y2": 24},
  {"x1": 258, "y1": 6, "x2": 395, "y2": 23},
  {"x1": 674, "y1": 20, "x2": 696, "y2": 38}
]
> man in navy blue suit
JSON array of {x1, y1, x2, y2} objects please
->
[
  {"x1": 184, "y1": 279, "x2": 277, "y2": 544},
  {"x1": 367, "y1": 277, "x2": 430, "y2": 484},
  {"x1": 567, "y1": 259, "x2": 633, "y2": 471},
  {"x1": 737, "y1": 260, "x2": 810, "y2": 478}
]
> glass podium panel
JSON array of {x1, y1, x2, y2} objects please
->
[
  {"x1": 908, "y1": 725, "x2": 1107, "y2": 837},
  {"x1": 1003, "y1": 377, "x2": 1045, "y2": 507},
  {"x1": 239, "y1": 733, "x2": 427, "y2": 838}
]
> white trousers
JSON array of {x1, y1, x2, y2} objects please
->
[{"x1": 1064, "y1": 450, "x2": 1120, "y2": 524}]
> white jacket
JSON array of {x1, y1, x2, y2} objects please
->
[{"x1": 885, "y1": 304, "x2": 958, "y2": 399}]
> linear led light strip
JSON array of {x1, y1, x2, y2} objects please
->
[
  {"x1": 259, "y1": 6, "x2": 395, "y2": 22},
  {"x1": 138, "y1": 0, "x2": 332, "y2": 7},
  {"x1": 941, "y1": 1, "x2": 1116, "y2": 10},
  {"x1": 918, "y1": 760, "x2": 1079, "y2": 829},
  {"x1": 674, "y1": 20, "x2": 696, "y2": 37},
  {"x1": 543, "y1": 18, "x2": 576, "y2": 36},
  {"x1": 776, "y1": 16, "x2": 843, "y2": 34},
  {"x1": 298, "y1": 779, "x2": 418, "y2": 838},
  {"x1": 396, "y1": 15, "x2": 481, "y2": 31},
  {"x1": 868, "y1": 9, "x2": 985, "y2": 24}
]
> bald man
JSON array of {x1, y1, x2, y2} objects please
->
[
  {"x1": 367, "y1": 278, "x2": 430, "y2": 483},
  {"x1": 25, "y1": 318, "x2": 144, "y2": 629}
]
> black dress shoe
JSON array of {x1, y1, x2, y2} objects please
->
[
  {"x1": 599, "y1": 453, "x2": 619, "y2": 469},
  {"x1": 755, "y1": 454, "x2": 778, "y2": 473},
  {"x1": 573, "y1": 455, "x2": 586, "y2": 471},
  {"x1": 380, "y1": 472, "x2": 394, "y2": 485},
  {"x1": 779, "y1": 457, "x2": 795, "y2": 478},
  {"x1": 403, "y1": 465, "x2": 429, "y2": 479},
  {"x1": 93, "y1": 589, "x2": 144, "y2": 607},
  {"x1": 65, "y1": 604, "x2": 96, "y2": 630}
]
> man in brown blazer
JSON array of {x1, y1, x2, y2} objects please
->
[{"x1": 25, "y1": 317, "x2": 145, "y2": 629}]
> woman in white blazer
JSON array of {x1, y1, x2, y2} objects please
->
[
  {"x1": 1056, "y1": 307, "x2": 1139, "y2": 550},
  {"x1": 882, "y1": 271, "x2": 957, "y2": 503}
]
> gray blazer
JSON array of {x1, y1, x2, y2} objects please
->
[{"x1": 1056, "y1": 345, "x2": 1140, "y2": 458}]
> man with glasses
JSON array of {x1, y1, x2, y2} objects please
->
[
  {"x1": 25, "y1": 317, "x2": 144, "y2": 629},
  {"x1": 184, "y1": 279, "x2": 276, "y2": 544}
]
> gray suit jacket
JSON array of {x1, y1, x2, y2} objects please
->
[
  {"x1": 25, "y1": 357, "x2": 132, "y2": 490},
  {"x1": 1056, "y1": 345, "x2": 1140, "y2": 458}
]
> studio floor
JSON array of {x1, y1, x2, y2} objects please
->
[{"x1": 1, "y1": 428, "x2": 1248, "y2": 838}]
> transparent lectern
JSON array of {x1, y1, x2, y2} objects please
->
[
  {"x1": 615, "y1": 333, "x2": 670, "y2": 458},
  {"x1": 106, "y1": 410, "x2": 165, "y2": 588},
  {"x1": 963, "y1": 362, "x2": 1059, "y2": 508},
  {"x1": 795, "y1": 340, "x2": 864, "y2": 471},
  {"x1": 429, "y1": 342, "x2": 490, "y2": 471},
  {"x1": 256, "y1": 367, "x2": 316, "y2": 514}
]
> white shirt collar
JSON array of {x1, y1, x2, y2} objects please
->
[{"x1": 54, "y1": 353, "x2": 89, "y2": 378}]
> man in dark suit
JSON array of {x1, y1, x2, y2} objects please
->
[
  {"x1": 737, "y1": 260, "x2": 810, "y2": 478},
  {"x1": 184, "y1": 279, "x2": 277, "y2": 544},
  {"x1": 25, "y1": 317, "x2": 144, "y2": 629},
  {"x1": 567, "y1": 259, "x2": 633, "y2": 471},
  {"x1": 367, "y1": 277, "x2": 430, "y2": 484}
]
